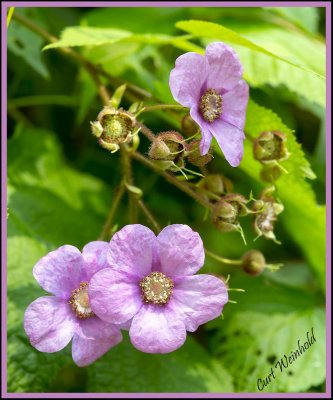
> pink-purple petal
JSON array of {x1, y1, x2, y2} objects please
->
[
  {"x1": 33, "y1": 245, "x2": 83, "y2": 299},
  {"x1": 89, "y1": 268, "x2": 142, "y2": 325},
  {"x1": 169, "y1": 52, "x2": 208, "y2": 108},
  {"x1": 156, "y1": 225, "x2": 205, "y2": 277},
  {"x1": 24, "y1": 296, "x2": 76, "y2": 353},
  {"x1": 205, "y1": 42, "x2": 244, "y2": 92},
  {"x1": 210, "y1": 119, "x2": 245, "y2": 167},
  {"x1": 189, "y1": 107, "x2": 213, "y2": 155},
  {"x1": 221, "y1": 80, "x2": 249, "y2": 130},
  {"x1": 72, "y1": 318, "x2": 122, "y2": 367},
  {"x1": 171, "y1": 274, "x2": 228, "y2": 332},
  {"x1": 107, "y1": 224, "x2": 156, "y2": 277},
  {"x1": 81, "y1": 241, "x2": 110, "y2": 281},
  {"x1": 129, "y1": 304, "x2": 186, "y2": 353}
]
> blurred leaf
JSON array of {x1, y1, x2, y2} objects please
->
[
  {"x1": 43, "y1": 26, "x2": 132, "y2": 50},
  {"x1": 7, "y1": 125, "x2": 112, "y2": 392},
  {"x1": 87, "y1": 333, "x2": 233, "y2": 392},
  {"x1": 236, "y1": 100, "x2": 326, "y2": 289},
  {"x1": 8, "y1": 20, "x2": 49, "y2": 79},
  {"x1": 176, "y1": 20, "x2": 325, "y2": 78},
  {"x1": 223, "y1": 24, "x2": 325, "y2": 107},
  {"x1": 215, "y1": 308, "x2": 325, "y2": 392},
  {"x1": 43, "y1": 26, "x2": 200, "y2": 52},
  {"x1": 266, "y1": 7, "x2": 320, "y2": 34}
]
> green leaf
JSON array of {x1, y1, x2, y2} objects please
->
[
  {"x1": 87, "y1": 333, "x2": 233, "y2": 392},
  {"x1": 8, "y1": 20, "x2": 49, "y2": 79},
  {"x1": 43, "y1": 26, "x2": 200, "y2": 53},
  {"x1": 238, "y1": 100, "x2": 326, "y2": 288},
  {"x1": 43, "y1": 26, "x2": 132, "y2": 50},
  {"x1": 214, "y1": 308, "x2": 325, "y2": 392},
  {"x1": 221, "y1": 24, "x2": 325, "y2": 107},
  {"x1": 175, "y1": 20, "x2": 325, "y2": 79}
]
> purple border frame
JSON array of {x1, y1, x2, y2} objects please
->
[{"x1": 1, "y1": 1, "x2": 331, "y2": 398}]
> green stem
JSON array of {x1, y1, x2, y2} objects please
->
[
  {"x1": 98, "y1": 183, "x2": 125, "y2": 240},
  {"x1": 135, "y1": 121, "x2": 156, "y2": 142},
  {"x1": 205, "y1": 249, "x2": 242, "y2": 266},
  {"x1": 141, "y1": 104, "x2": 187, "y2": 113},
  {"x1": 137, "y1": 200, "x2": 161, "y2": 234},
  {"x1": 131, "y1": 151, "x2": 212, "y2": 209}
]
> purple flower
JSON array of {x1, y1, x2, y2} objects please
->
[
  {"x1": 169, "y1": 42, "x2": 249, "y2": 167},
  {"x1": 89, "y1": 224, "x2": 228, "y2": 354},
  {"x1": 24, "y1": 242, "x2": 123, "y2": 367}
]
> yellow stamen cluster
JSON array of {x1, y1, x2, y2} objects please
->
[
  {"x1": 200, "y1": 88, "x2": 223, "y2": 122},
  {"x1": 69, "y1": 282, "x2": 94, "y2": 319},
  {"x1": 140, "y1": 272, "x2": 174, "y2": 305}
]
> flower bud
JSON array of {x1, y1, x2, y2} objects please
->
[
  {"x1": 253, "y1": 187, "x2": 284, "y2": 243},
  {"x1": 241, "y1": 250, "x2": 266, "y2": 276},
  {"x1": 260, "y1": 164, "x2": 282, "y2": 182},
  {"x1": 181, "y1": 113, "x2": 199, "y2": 136},
  {"x1": 197, "y1": 174, "x2": 233, "y2": 202},
  {"x1": 253, "y1": 130, "x2": 289, "y2": 163},
  {"x1": 148, "y1": 131, "x2": 186, "y2": 169},
  {"x1": 212, "y1": 194, "x2": 248, "y2": 232},
  {"x1": 90, "y1": 106, "x2": 135, "y2": 153},
  {"x1": 186, "y1": 139, "x2": 213, "y2": 167}
]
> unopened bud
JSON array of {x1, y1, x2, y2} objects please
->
[
  {"x1": 148, "y1": 131, "x2": 186, "y2": 169},
  {"x1": 260, "y1": 164, "x2": 282, "y2": 182},
  {"x1": 181, "y1": 113, "x2": 199, "y2": 136},
  {"x1": 187, "y1": 139, "x2": 213, "y2": 167},
  {"x1": 212, "y1": 194, "x2": 248, "y2": 232},
  {"x1": 241, "y1": 250, "x2": 266, "y2": 276},
  {"x1": 253, "y1": 130, "x2": 289, "y2": 163}
]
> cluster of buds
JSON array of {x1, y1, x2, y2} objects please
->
[
  {"x1": 241, "y1": 250, "x2": 283, "y2": 276},
  {"x1": 148, "y1": 130, "x2": 213, "y2": 175},
  {"x1": 253, "y1": 130, "x2": 290, "y2": 182},
  {"x1": 252, "y1": 187, "x2": 284, "y2": 243},
  {"x1": 90, "y1": 106, "x2": 136, "y2": 153}
]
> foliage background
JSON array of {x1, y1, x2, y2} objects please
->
[{"x1": 7, "y1": 6, "x2": 326, "y2": 393}]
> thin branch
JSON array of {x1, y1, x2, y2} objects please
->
[
  {"x1": 131, "y1": 151, "x2": 212, "y2": 209},
  {"x1": 137, "y1": 200, "x2": 161, "y2": 234},
  {"x1": 98, "y1": 183, "x2": 125, "y2": 240}
]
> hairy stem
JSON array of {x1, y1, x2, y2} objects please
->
[
  {"x1": 135, "y1": 121, "x2": 156, "y2": 142},
  {"x1": 131, "y1": 151, "x2": 212, "y2": 209},
  {"x1": 141, "y1": 104, "x2": 187, "y2": 113},
  {"x1": 98, "y1": 183, "x2": 125, "y2": 240}
]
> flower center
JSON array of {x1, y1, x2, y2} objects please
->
[
  {"x1": 69, "y1": 282, "x2": 94, "y2": 319},
  {"x1": 140, "y1": 272, "x2": 174, "y2": 305},
  {"x1": 199, "y1": 89, "x2": 223, "y2": 122}
]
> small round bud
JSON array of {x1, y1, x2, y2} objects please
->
[
  {"x1": 253, "y1": 130, "x2": 289, "y2": 163},
  {"x1": 181, "y1": 114, "x2": 199, "y2": 136},
  {"x1": 186, "y1": 139, "x2": 213, "y2": 167},
  {"x1": 260, "y1": 164, "x2": 282, "y2": 182},
  {"x1": 90, "y1": 106, "x2": 135, "y2": 152},
  {"x1": 148, "y1": 131, "x2": 186, "y2": 170},
  {"x1": 241, "y1": 250, "x2": 266, "y2": 276}
]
